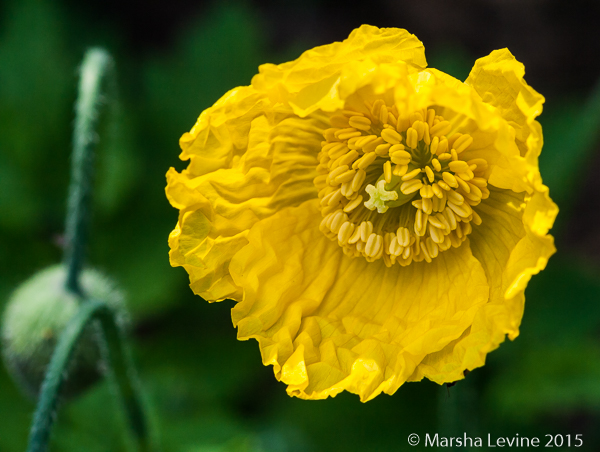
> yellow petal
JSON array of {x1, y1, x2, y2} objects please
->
[
  {"x1": 465, "y1": 49, "x2": 545, "y2": 160},
  {"x1": 167, "y1": 88, "x2": 326, "y2": 301},
  {"x1": 251, "y1": 25, "x2": 426, "y2": 117},
  {"x1": 229, "y1": 200, "x2": 489, "y2": 401},
  {"x1": 409, "y1": 185, "x2": 557, "y2": 384}
]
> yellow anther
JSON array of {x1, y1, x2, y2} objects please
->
[
  {"x1": 453, "y1": 134, "x2": 473, "y2": 153},
  {"x1": 470, "y1": 177, "x2": 488, "y2": 188},
  {"x1": 396, "y1": 114, "x2": 410, "y2": 132},
  {"x1": 323, "y1": 128, "x2": 339, "y2": 142},
  {"x1": 406, "y1": 127, "x2": 418, "y2": 148},
  {"x1": 351, "y1": 169, "x2": 366, "y2": 191},
  {"x1": 409, "y1": 111, "x2": 423, "y2": 125},
  {"x1": 383, "y1": 161, "x2": 392, "y2": 184},
  {"x1": 327, "y1": 142, "x2": 347, "y2": 158},
  {"x1": 355, "y1": 135, "x2": 378, "y2": 149},
  {"x1": 327, "y1": 188, "x2": 344, "y2": 206},
  {"x1": 396, "y1": 227, "x2": 410, "y2": 247},
  {"x1": 338, "y1": 221, "x2": 354, "y2": 244},
  {"x1": 365, "y1": 233, "x2": 383, "y2": 257},
  {"x1": 467, "y1": 182, "x2": 483, "y2": 198},
  {"x1": 340, "y1": 181, "x2": 353, "y2": 197},
  {"x1": 442, "y1": 172, "x2": 459, "y2": 188},
  {"x1": 472, "y1": 210, "x2": 482, "y2": 225},
  {"x1": 426, "y1": 237, "x2": 439, "y2": 258},
  {"x1": 413, "y1": 121, "x2": 425, "y2": 141},
  {"x1": 393, "y1": 164, "x2": 408, "y2": 176},
  {"x1": 330, "y1": 115, "x2": 350, "y2": 128},
  {"x1": 467, "y1": 158, "x2": 488, "y2": 171},
  {"x1": 335, "y1": 127, "x2": 361, "y2": 140},
  {"x1": 322, "y1": 142, "x2": 339, "y2": 153},
  {"x1": 432, "y1": 158, "x2": 442, "y2": 172},
  {"x1": 422, "y1": 197, "x2": 433, "y2": 215},
  {"x1": 430, "y1": 120, "x2": 451, "y2": 137},
  {"x1": 328, "y1": 164, "x2": 349, "y2": 181},
  {"x1": 371, "y1": 99, "x2": 385, "y2": 118},
  {"x1": 401, "y1": 179, "x2": 423, "y2": 195},
  {"x1": 423, "y1": 123, "x2": 431, "y2": 145},
  {"x1": 389, "y1": 143, "x2": 406, "y2": 153},
  {"x1": 455, "y1": 176, "x2": 470, "y2": 193},
  {"x1": 355, "y1": 152, "x2": 377, "y2": 170},
  {"x1": 342, "y1": 109, "x2": 364, "y2": 117},
  {"x1": 338, "y1": 150, "x2": 359, "y2": 167},
  {"x1": 430, "y1": 136, "x2": 439, "y2": 154},
  {"x1": 363, "y1": 137, "x2": 385, "y2": 153},
  {"x1": 347, "y1": 136, "x2": 361, "y2": 150},
  {"x1": 381, "y1": 128, "x2": 402, "y2": 144},
  {"x1": 447, "y1": 133, "x2": 462, "y2": 148},
  {"x1": 360, "y1": 221, "x2": 374, "y2": 242},
  {"x1": 448, "y1": 161, "x2": 469, "y2": 173},
  {"x1": 335, "y1": 169, "x2": 356, "y2": 184},
  {"x1": 438, "y1": 153, "x2": 452, "y2": 161},
  {"x1": 456, "y1": 170, "x2": 474, "y2": 181},
  {"x1": 401, "y1": 168, "x2": 422, "y2": 181},
  {"x1": 451, "y1": 149, "x2": 458, "y2": 161},
  {"x1": 437, "y1": 180, "x2": 451, "y2": 191},
  {"x1": 387, "y1": 112, "x2": 397, "y2": 127},
  {"x1": 348, "y1": 115, "x2": 372, "y2": 131},
  {"x1": 431, "y1": 183, "x2": 443, "y2": 198},
  {"x1": 425, "y1": 166, "x2": 435, "y2": 183},
  {"x1": 437, "y1": 137, "x2": 449, "y2": 155},
  {"x1": 426, "y1": 109, "x2": 435, "y2": 128},
  {"x1": 428, "y1": 224, "x2": 444, "y2": 244},
  {"x1": 447, "y1": 201, "x2": 472, "y2": 218},
  {"x1": 375, "y1": 143, "x2": 392, "y2": 156},
  {"x1": 379, "y1": 105, "x2": 389, "y2": 124},
  {"x1": 320, "y1": 189, "x2": 337, "y2": 206},
  {"x1": 391, "y1": 150, "x2": 412, "y2": 165},
  {"x1": 446, "y1": 190, "x2": 464, "y2": 205},
  {"x1": 330, "y1": 210, "x2": 347, "y2": 233},
  {"x1": 422, "y1": 184, "x2": 434, "y2": 199},
  {"x1": 343, "y1": 194, "x2": 363, "y2": 213},
  {"x1": 443, "y1": 207, "x2": 457, "y2": 230},
  {"x1": 428, "y1": 213, "x2": 447, "y2": 231}
]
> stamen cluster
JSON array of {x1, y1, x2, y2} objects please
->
[{"x1": 314, "y1": 100, "x2": 491, "y2": 266}]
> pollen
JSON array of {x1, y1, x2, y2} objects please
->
[{"x1": 315, "y1": 101, "x2": 490, "y2": 266}]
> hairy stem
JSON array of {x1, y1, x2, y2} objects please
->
[
  {"x1": 26, "y1": 299, "x2": 151, "y2": 452},
  {"x1": 64, "y1": 48, "x2": 115, "y2": 295}
]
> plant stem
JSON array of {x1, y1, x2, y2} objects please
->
[
  {"x1": 64, "y1": 48, "x2": 115, "y2": 296},
  {"x1": 26, "y1": 299, "x2": 152, "y2": 452}
]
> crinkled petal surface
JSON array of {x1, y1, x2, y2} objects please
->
[
  {"x1": 167, "y1": 26, "x2": 557, "y2": 400},
  {"x1": 167, "y1": 87, "x2": 327, "y2": 300},
  {"x1": 229, "y1": 200, "x2": 489, "y2": 401}
]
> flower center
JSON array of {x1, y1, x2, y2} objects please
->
[{"x1": 314, "y1": 100, "x2": 490, "y2": 266}]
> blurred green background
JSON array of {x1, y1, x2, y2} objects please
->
[{"x1": 2, "y1": 0, "x2": 600, "y2": 450}]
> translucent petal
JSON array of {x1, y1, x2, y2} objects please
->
[
  {"x1": 408, "y1": 186, "x2": 556, "y2": 384},
  {"x1": 229, "y1": 200, "x2": 489, "y2": 401},
  {"x1": 167, "y1": 88, "x2": 326, "y2": 300},
  {"x1": 251, "y1": 25, "x2": 426, "y2": 117}
]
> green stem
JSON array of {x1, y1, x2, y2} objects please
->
[
  {"x1": 26, "y1": 299, "x2": 152, "y2": 452},
  {"x1": 64, "y1": 48, "x2": 115, "y2": 296}
]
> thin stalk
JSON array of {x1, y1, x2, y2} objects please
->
[
  {"x1": 64, "y1": 48, "x2": 115, "y2": 296},
  {"x1": 26, "y1": 299, "x2": 152, "y2": 452}
]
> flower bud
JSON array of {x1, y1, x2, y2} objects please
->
[{"x1": 1, "y1": 264, "x2": 125, "y2": 399}]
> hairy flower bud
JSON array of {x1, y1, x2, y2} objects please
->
[{"x1": 1, "y1": 265, "x2": 125, "y2": 399}]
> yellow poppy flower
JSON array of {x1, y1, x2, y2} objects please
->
[{"x1": 166, "y1": 25, "x2": 557, "y2": 401}]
